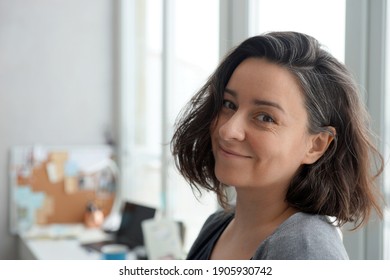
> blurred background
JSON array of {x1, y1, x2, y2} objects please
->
[{"x1": 1, "y1": 0, "x2": 389, "y2": 259}]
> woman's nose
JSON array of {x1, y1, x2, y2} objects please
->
[{"x1": 218, "y1": 113, "x2": 246, "y2": 141}]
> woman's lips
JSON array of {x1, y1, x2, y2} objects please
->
[{"x1": 219, "y1": 145, "x2": 251, "y2": 158}]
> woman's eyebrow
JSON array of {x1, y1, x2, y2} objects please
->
[
  {"x1": 224, "y1": 87, "x2": 285, "y2": 113},
  {"x1": 224, "y1": 87, "x2": 237, "y2": 97}
]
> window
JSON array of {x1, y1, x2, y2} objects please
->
[
  {"x1": 384, "y1": 0, "x2": 390, "y2": 260},
  {"x1": 250, "y1": 0, "x2": 346, "y2": 62},
  {"x1": 119, "y1": 0, "x2": 219, "y2": 251}
]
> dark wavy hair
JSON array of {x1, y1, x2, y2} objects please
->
[{"x1": 171, "y1": 31, "x2": 384, "y2": 229}]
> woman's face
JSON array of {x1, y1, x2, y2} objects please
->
[{"x1": 211, "y1": 58, "x2": 315, "y2": 191}]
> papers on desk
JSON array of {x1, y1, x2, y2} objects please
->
[
  {"x1": 142, "y1": 219, "x2": 184, "y2": 260},
  {"x1": 22, "y1": 224, "x2": 85, "y2": 239},
  {"x1": 21, "y1": 224, "x2": 109, "y2": 242}
]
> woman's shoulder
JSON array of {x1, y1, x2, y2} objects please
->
[
  {"x1": 281, "y1": 212, "x2": 336, "y2": 231},
  {"x1": 186, "y1": 210, "x2": 233, "y2": 260},
  {"x1": 195, "y1": 210, "x2": 234, "y2": 241},
  {"x1": 253, "y1": 212, "x2": 349, "y2": 260}
]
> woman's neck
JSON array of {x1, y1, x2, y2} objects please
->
[
  {"x1": 209, "y1": 188, "x2": 297, "y2": 260},
  {"x1": 232, "y1": 188, "x2": 297, "y2": 230}
]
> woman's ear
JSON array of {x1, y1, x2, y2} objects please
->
[{"x1": 303, "y1": 127, "x2": 336, "y2": 164}]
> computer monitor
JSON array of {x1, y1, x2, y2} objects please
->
[
  {"x1": 115, "y1": 202, "x2": 157, "y2": 249},
  {"x1": 81, "y1": 201, "x2": 156, "y2": 252}
]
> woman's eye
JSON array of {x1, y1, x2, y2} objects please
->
[
  {"x1": 256, "y1": 114, "x2": 275, "y2": 123},
  {"x1": 222, "y1": 100, "x2": 236, "y2": 110}
]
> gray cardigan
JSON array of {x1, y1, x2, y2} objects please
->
[{"x1": 186, "y1": 211, "x2": 349, "y2": 260}]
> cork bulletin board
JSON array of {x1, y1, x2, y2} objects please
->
[{"x1": 9, "y1": 145, "x2": 116, "y2": 234}]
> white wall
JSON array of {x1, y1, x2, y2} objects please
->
[{"x1": 0, "y1": 0, "x2": 115, "y2": 259}]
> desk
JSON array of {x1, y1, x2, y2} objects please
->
[
  {"x1": 18, "y1": 237, "x2": 101, "y2": 260},
  {"x1": 17, "y1": 224, "x2": 136, "y2": 260}
]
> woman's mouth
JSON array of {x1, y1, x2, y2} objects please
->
[{"x1": 219, "y1": 145, "x2": 251, "y2": 158}]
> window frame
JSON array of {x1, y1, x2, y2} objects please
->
[{"x1": 343, "y1": 0, "x2": 386, "y2": 260}]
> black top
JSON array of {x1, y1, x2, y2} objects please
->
[{"x1": 187, "y1": 211, "x2": 234, "y2": 260}]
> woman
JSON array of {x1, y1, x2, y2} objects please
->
[{"x1": 171, "y1": 32, "x2": 384, "y2": 260}]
